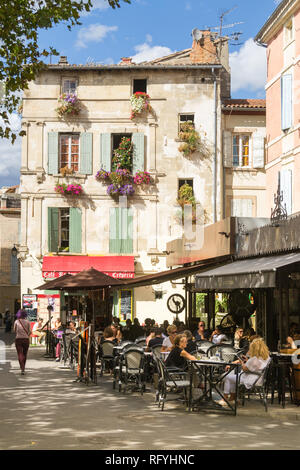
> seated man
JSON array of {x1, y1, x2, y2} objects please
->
[
  {"x1": 148, "y1": 328, "x2": 164, "y2": 349},
  {"x1": 194, "y1": 321, "x2": 210, "y2": 341},
  {"x1": 210, "y1": 325, "x2": 228, "y2": 345},
  {"x1": 32, "y1": 318, "x2": 46, "y2": 344}
]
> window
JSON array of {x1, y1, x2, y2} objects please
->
[
  {"x1": 100, "y1": 132, "x2": 145, "y2": 174},
  {"x1": 178, "y1": 179, "x2": 193, "y2": 192},
  {"x1": 179, "y1": 114, "x2": 195, "y2": 133},
  {"x1": 59, "y1": 134, "x2": 80, "y2": 172},
  {"x1": 232, "y1": 134, "x2": 250, "y2": 167},
  {"x1": 231, "y1": 199, "x2": 253, "y2": 217},
  {"x1": 133, "y1": 79, "x2": 147, "y2": 94},
  {"x1": 59, "y1": 208, "x2": 70, "y2": 251},
  {"x1": 62, "y1": 79, "x2": 77, "y2": 95},
  {"x1": 48, "y1": 207, "x2": 82, "y2": 253},
  {"x1": 281, "y1": 74, "x2": 293, "y2": 131}
]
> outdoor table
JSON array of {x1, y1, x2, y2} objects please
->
[{"x1": 188, "y1": 359, "x2": 239, "y2": 416}]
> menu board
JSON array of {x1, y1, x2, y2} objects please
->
[
  {"x1": 119, "y1": 289, "x2": 132, "y2": 321},
  {"x1": 22, "y1": 295, "x2": 37, "y2": 322}
]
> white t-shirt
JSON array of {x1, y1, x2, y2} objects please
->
[
  {"x1": 162, "y1": 336, "x2": 173, "y2": 349},
  {"x1": 212, "y1": 334, "x2": 227, "y2": 345},
  {"x1": 241, "y1": 356, "x2": 271, "y2": 389}
]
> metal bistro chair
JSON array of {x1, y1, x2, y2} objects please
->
[
  {"x1": 119, "y1": 348, "x2": 145, "y2": 395},
  {"x1": 135, "y1": 337, "x2": 146, "y2": 348},
  {"x1": 196, "y1": 340, "x2": 213, "y2": 354},
  {"x1": 238, "y1": 359, "x2": 272, "y2": 412},
  {"x1": 207, "y1": 344, "x2": 240, "y2": 363},
  {"x1": 154, "y1": 357, "x2": 190, "y2": 411},
  {"x1": 112, "y1": 342, "x2": 141, "y2": 390},
  {"x1": 99, "y1": 340, "x2": 115, "y2": 376}
]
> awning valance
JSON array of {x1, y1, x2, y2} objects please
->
[
  {"x1": 195, "y1": 252, "x2": 300, "y2": 290},
  {"x1": 42, "y1": 256, "x2": 135, "y2": 280}
]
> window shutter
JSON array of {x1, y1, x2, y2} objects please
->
[
  {"x1": 252, "y1": 134, "x2": 265, "y2": 168},
  {"x1": 121, "y1": 208, "x2": 133, "y2": 254},
  {"x1": 281, "y1": 74, "x2": 293, "y2": 131},
  {"x1": 100, "y1": 133, "x2": 111, "y2": 171},
  {"x1": 69, "y1": 207, "x2": 82, "y2": 253},
  {"x1": 281, "y1": 168, "x2": 292, "y2": 215},
  {"x1": 48, "y1": 132, "x2": 59, "y2": 175},
  {"x1": 223, "y1": 131, "x2": 233, "y2": 167},
  {"x1": 132, "y1": 132, "x2": 145, "y2": 173},
  {"x1": 79, "y1": 133, "x2": 93, "y2": 174},
  {"x1": 48, "y1": 207, "x2": 59, "y2": 252},
  {"x1": 11, "y1": 254, "x2": 19, "y2": 285},
  {"x1": 109, "y1": 208, "x2": 121, "y2": 254}
]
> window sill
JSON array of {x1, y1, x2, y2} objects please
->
[{"x1": 54, "y1": 174, "x2": 87, "y2": 182}]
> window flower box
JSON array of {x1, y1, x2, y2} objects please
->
[
  {"x1": 55, "y1": 183, "x2": 83, "y2": 196},
  {"x1": 96, "y1": 169, "x2": 152, "y2": 198},
  {"x1": 56, "y1": 93, "x2": 81, "y2": 118},
  {"x1": 130, "y1": 92, "x2": 152, "y2": 120}
]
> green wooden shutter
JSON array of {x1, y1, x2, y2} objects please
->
[
  {"x1": 109, "y1": 208, "x2": 121, "y2": 253},
  {"x1": 48, "y1": 132, "x2": 59, "y2": 175},
  {"x1": 132, "y1": 132, "x2": 145, "y2": 173},
  {"x1": 121, "y1": 207, "x2": 133, "y2": 254},
  {"x1": 69, "y1": 207, "x2": 82, "y2": 253},
  {"x1": 79, "y1": 132, "x2": 93, "y2": 174},
  {"x1": 100, "y1": 133, "x2": 111, "y2": 171},
  {"x1": 48, "y1": 207, "x2": 59, "y2": 252}
]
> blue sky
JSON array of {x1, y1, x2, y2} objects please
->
[{"x1": 0, "y1": 0, "x2": 280, "y2": 188}]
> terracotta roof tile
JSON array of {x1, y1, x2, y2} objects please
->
[{"x1": 223, "y1": 99, "x2": 266, "y2": 109}]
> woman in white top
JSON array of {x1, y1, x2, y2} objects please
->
[
  {"x1": 14, "y1": 310, "x2": 32, "y2": 375},
  {"x1": 219, "y1": 337, "x2": 270, "y2": 406}
]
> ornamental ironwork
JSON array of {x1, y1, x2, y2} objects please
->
[{"x1": 270, "y1": 182, "x2": 287, "y2": 226}]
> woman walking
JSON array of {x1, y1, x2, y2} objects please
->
[{"x1": 14, "y1": 310, "x2": 32, "y2": 375}]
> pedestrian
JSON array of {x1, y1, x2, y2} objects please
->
[
  {"x1": 4, "y1": 310, "x2": 12, "y2": 332},
  {"x1": 13, "y1": 309, "x2": 32, "y2": 375}
]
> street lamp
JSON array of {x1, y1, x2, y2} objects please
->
[{"x1": 11, "y1": 245, "x2": 18, "y2": 257}]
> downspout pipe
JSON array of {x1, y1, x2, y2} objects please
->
[{"x1": 212, "y1": 67, "x2": 218, "y2": 224}]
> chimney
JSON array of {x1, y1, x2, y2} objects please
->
[
  {"x1": 120, "y1": 57, "x2": 134, "y2": 65},
  {"x1": 190, "y1": 30, "x2": 219, "y2": 64},
  {"x1": 58, "y1": 56, "x2": 69, "y2": 65}
]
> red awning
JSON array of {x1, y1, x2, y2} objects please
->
[{"x1": 42, "y1": 256, "x2": 135, "y2": 280}]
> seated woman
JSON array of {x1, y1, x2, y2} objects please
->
[
  {"x1": 100, "y1": 326, "x2": 118, "y2": 345},
  {"x1": 110, "y1": 323, "x2": 122, "y2": 344},
  {"x1": 161, "y1": 325, "x2": 177, "y2": 352},
  {"x1": 183, "y1": 330, "x2": 197, "y2": 354},
  {"x1": 218, "y1": 337, "x2": 270, "y2": 406},
  {"x1": 234, "y1": 327, "x2": 249, "y2": 353},
  {"x1": 165, "y1": 334, "x2": 197, "y2": 371}
]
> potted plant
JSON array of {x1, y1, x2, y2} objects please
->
[
  {"x1": 112, "y1": 137, "x2": 133, "y2": 171},
  {"x1": 54, "y1": 183, "x2": 83, "y2": 195},
  {"x1": 178, "y1": 121, "x2": 201, "y2": 157},
  {"x1": 56, "y1": 93, "x2": 81, "y2": 118},
  {"x1": 176, "y1": 183, "x2": 197, "y2": 225},
  {"x1": 130, "y1": 92, "x2": 152, "y2": 119}
]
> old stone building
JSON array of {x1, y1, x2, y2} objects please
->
[
  {"x1": 0, "y1": 186, "x2": 21, "y2": 316},
  {"x1": 19, "y1": 31, "x2": 266, "y2": 326}
]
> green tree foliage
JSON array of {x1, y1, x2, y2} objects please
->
[{"x1": 0, "y1": 0, "x2": 131, "y2": 142}]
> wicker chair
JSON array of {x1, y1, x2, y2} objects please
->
[
  {"x1": 99, "y1": 340, "x2": 115, "y2": 376},
  {"x1": 119, "y1": 348, "x2": 145, "y2": 395},
  {"x1": 154, "y1": 357, "x2": 190, "y2": 411},
  {"x1": 238, "y1": 359, "x2": 272, "y2": 412}
]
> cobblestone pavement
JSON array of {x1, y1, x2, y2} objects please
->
[{"x1": 1, "y1": 330, "x2": 300, "y2": 451}]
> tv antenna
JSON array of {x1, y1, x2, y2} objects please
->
[{"x1": 210, "y1": 6, "x2": 244, "y2": 47}]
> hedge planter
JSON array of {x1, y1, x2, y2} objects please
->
[{"x1": 55, "y1": 183, "x2": 83, "y2": 196}]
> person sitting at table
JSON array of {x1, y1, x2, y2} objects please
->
[
  {"x1": 165, "y1": 334, "x2": 197, "y2": 371},
  {"x1": 122, "y1": 319, "x2": 133, "y2": 341},
  {"x1": 65, "y1": 321, "x2": 77, "y2": 335},
  {"x1": 148, "y1": 328, "x2": 164, "y2": 349},
  {"x1": 32, "y1": 318, "x2": 47, "y2": 344},
  {"x1": 161, "y1": 325, "x2": 177, "y2": 352},
  {"x1": 194, "y1": 321, "x2": 210, "y2": 341},
  {"x1": 218, "y1": 337, "x2": 271, "y2": 407},
  {"x1": 184, "y1": 330, "x2": 197, "y2": 354},
  {"x1": 100, "y1": 326, "x2": 118, "y2": 345},
  {"x1": 234, "y1": 327, "x2": 249, "y2": 353},
  {"x1": 110, "y1": 323, "x2": 122, "y2": 343},
  {"x1": 210, "y1": 325, "x2": 229, "y2": 345},
  {"x1": 286, "y1": 326, "x2": 300, "y2": 349},
  {"x1": 131, "y1": 318, "x2": 145, "y2": 341}
]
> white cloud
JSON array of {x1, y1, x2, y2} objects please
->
[
  {"x1": 131, "y1": 40, "x2": 174, "y2": 63},
  {"x1": 229, "y1": 38, "x2": 267, "y2": 94},
  {"x1": 80, "y1": 0, "x2": 110, "y2": 16},
  {"x1": 75, "y1": 24, "x2": 118, "y2": 49}
]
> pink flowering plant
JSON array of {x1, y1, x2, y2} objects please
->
[
  {"x1": 56, "y1": 93, "x2": 81, "y2": 118},
  {"x1": 55, "y1": 183, "x2": 83, "y2": 196},
  {"x1": 96, "y1": 168, "x2": 152, "y2": 198}
]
